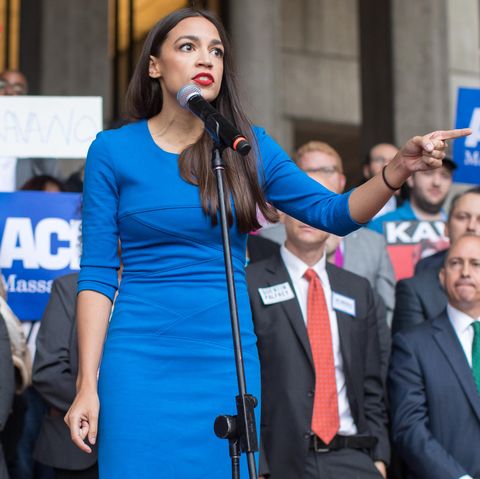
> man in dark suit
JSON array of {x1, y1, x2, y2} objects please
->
[
  {"x1": 32, "y1": 273, "x2": 98, "y2": 479},
  {"x1": 0, "y1": 313, "x2": 15, "y2": 479},
  {"x1": 389, "y1": 234, "x2": 480, "y2": 479},
  {"x1": 393, "y1": 187, "x2": 480, "y2": 333},
  {"x1": 258, "y1": 141, "x2": 395, "y2": 324},
  {"x1": 247, "y1": 209, "x2": 389, "y2": 478}
]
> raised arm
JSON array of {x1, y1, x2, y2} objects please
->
[
  {"x1": 258, "y1": 127, "x2": 470, "y2": 234},
  {"x1": 349, "y1": 129, "x2": 471, "y2": 223}
]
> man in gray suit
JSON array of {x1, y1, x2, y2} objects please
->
[
  {"x1": 0, "y1": 70, "x2": 59, "y2": 192},
  {"x1": 33, "y1": 273, "x2": 98, "y2": 479},
  {"x1": 259, "y1": 141, "x2": 395, "y2": 325}
]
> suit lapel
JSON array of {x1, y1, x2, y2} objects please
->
[
  {"x1": 327, "y1": 265, "x2": 353, "y2": 375},
  {"x1": 433, "y1": 314, "x2": 480, "y2": 423},
  {"x1": 263, "y1": 254, "x2": 314, "y2": 368}
]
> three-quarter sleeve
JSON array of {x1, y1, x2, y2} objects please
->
[
  {"x1": 255, "y1": 127, "x2": 363, "y2": 236},
  {"x1": 78, "y1": 133, "x2": 120, "y2": 301}
]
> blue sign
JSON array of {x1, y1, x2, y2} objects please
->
[
  {"x1": 454, "y1": 87, "x2": 480, "y2": 184},
  {"x1": 0, "y1": 192, "x2": 82, "y2": 320}
]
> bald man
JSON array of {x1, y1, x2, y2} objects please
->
[{"x1": 389, "y1": 235, "x2": 480, "y2": 479}]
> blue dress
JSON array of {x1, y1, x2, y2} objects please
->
[{"x1": 78, "y1": 120, "x2": 360, "y2": 478}]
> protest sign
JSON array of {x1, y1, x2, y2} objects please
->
[
  {"x1": 382, "y1": 220, "x2": 449, "y2": 280},
  {"x1": 454, "y1": 87, "x2": 480, "y2": 184},
  {"x1": 0, "y1": 192, "x2": 82, "y2": 320},
  {"x1": 0, "y1": 96, "x2": 102, "y2": 158}
]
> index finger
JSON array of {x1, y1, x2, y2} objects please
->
[
  {"x1": 71, "y1": 429, "x2": 92, "y2": 454},
  {"x1": 67, "y1": 416, "x2": 92, "y2": 453},
  {"x1": 431, "y1": 128, "x2": 472, "y2": 140}
]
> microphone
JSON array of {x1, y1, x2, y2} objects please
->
[{"x1": 177, "y1": 84, "x2": 251, "y2": 156}]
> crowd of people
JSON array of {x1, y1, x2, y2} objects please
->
[
  {"x1": 1, "y1": 131, "x2": 479, "y2": 479},
  {"x1": 0, "y1": 7, "x2": 479, "y2": 479}
]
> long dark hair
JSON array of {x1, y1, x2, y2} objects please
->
[{"x1": 125, "y1": 8, "x2": 278, "y2": 233}]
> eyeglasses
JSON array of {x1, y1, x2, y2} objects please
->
[
  {"x1": 305, "y1": 166, "x2": 340, "y2": 177},
  {"x1": 370, "y1": 156, "x2": 388, "y2": 165},
  {"x1": 0, "y1": 79, "x2": 27, "y2": 95}
]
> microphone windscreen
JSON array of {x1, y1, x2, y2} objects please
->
[{"x1": 177, "y1": 84, "x2": 201, "y2": 108}]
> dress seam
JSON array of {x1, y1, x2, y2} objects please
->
[
  {"x1": 128, "y1": 214, "x2": 246, "y2": 265},
  {"x1": 118, "y1": 205, "x2": 202, "y2": 220}
]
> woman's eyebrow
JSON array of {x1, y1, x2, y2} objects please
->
[
  {"x1": 174, "y1": 35, "x2": 199, "y2": 44},
  {"x1": 173, "y1": 35, "x2": 223, "y2": 46}
]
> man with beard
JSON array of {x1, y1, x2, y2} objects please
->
[
  {"x1": 392, "y1": 187, "x2": 480, "y2": 333},
  {"x1": 368, "y1": 158, "x2": 455, "y2": 234}
]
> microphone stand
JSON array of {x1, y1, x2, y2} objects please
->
[{"x1": 211, "y1": 143, "x2": 258, "y2": 479}]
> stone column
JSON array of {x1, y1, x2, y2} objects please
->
[
  {"x1": 391, "y1": 0, "x2": 450, "y2": 144},
  {"x1": 229, "y1": 0, "x2": 291, "y2": 148},
  {"x1": 39, "y1": 0, "x2": 110, "y2": 122},
  {"x1": 446, "y1": 0, "x2": 480, "y2": 125},
  {"x1": 20, "y1": 0, "x2": 110, "y2": 177}
]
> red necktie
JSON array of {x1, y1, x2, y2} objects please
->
[{"x1": 304, "y1": 268, "x2": 339, "y2": 444}]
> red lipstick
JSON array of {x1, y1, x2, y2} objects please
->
[{"x1": 192, "y1": 73, "x2": 214, "y2": 86}]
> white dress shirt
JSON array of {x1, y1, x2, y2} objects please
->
[
  {"x1": 372, "y1": 195, "x2": 396, "y2": 219},
  {"x1": 447, "y1": 304, "x2": 480, "y2": 368},
  {"x1": 0, "y1": 156, "x2": 17, "y2": 192},
  {"x1": 280, "y1": 245, "x2": 357, "y2": 436}
]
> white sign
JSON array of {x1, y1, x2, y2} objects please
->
[
  {"x1": 258, "y1": 282, "x2": 295, "y2": 305},
  {"x1": 0, "y1": 96, "x2": 102, "y2": 158},
  {"x1": 332, "y1": 292, "x2": 356, "y2": 317}
]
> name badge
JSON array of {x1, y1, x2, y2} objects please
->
[
  {"x1": 258, "y1": 282, "x2": 295, "y2": 305},
  {"x1": 332, "y1": 292, "x2": 356, "y2": 316}
]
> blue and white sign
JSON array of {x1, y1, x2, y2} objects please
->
[
  {"x1": 0, "y1": 192, "x2": 82, "y2": 320},
  {"x1": 454, "y1": 87, "x2": 480, "y2": 184}
]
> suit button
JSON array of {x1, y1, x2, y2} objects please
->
[
  {"x1": 303, "y1": 432, "x2": 310, "y2": 439},
  {"x1": 307, "y1": 390, "x2": 314, "y2": 398}
]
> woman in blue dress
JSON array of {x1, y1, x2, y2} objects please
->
[{"x1": 64, "y1": 7, "x2": 469, "y2": 479}]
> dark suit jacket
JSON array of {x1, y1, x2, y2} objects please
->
[
  {"x1": 392, "y1": 262, "x2": 447, "y2": 334},
  {"x1": 247, "y1": 234, "x2": 280, "y2": 263},
  {"x1": 0, "y1": 316, "x2": 14, "y2": 431},
  {"x1": 32, "y1": 273, "x2": 97, "y2": 470},
  {"x1": 246, "y1": 253, "x2": 389, "y2": 478},
  {"x1": 389, "y1": 312, "x2": 480, "y2": 479},
  {"x1": 0, "y1": 316, "x2": 14, "y2": 479},
  {"x1": 258, "y1": 225, "x2": 395, "y2": 319},
  {"x1": 414, "y1": 249, "x2": 447, "y2": 275}
]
